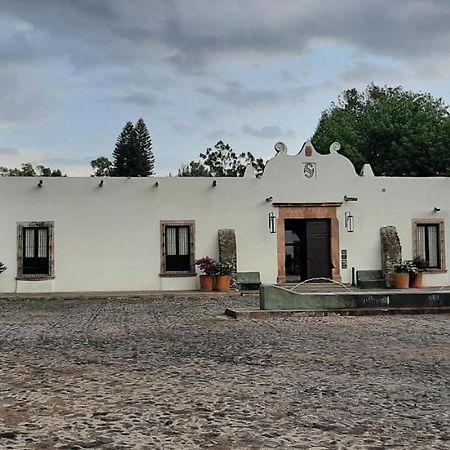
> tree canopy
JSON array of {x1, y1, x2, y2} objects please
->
[
  {"x1": 312, "y1": 84, "x2": 450, "y2": 176},
  {"x1": 92, "y1": 118, "x2": 155, "y2": 177},
  {"x1": 90, "y1": 156, "x2": 113, "y2": 177},
  {"x1": 0, "y1": 163, "x2": 63, "y2": 177},
  {"x1": 178, "y1": 140, "x2": 265, "y2": 177},
  {"x1": 112, "y1": 119, "x2": 154, "y2": 177}
]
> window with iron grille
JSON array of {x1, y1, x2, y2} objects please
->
[
  {"x1": 160, "y1": 221, "x2": 195, "y2": 275},
  {"x1": 17, "y1": 221, "x2": 54, "y2": 279},
  {"x1": 413, "y1": 219, "x2": 445, "y2": 270}
]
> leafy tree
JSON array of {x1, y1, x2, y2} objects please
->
[
  {"x1": 312, "y1": 84, "x2": 450, "y2": 176},
  {"x1": 112, "y1": 119, "x2": 155, "y2": 177},
  {"x1": 0, "y1": 163, "x2": 63, "y2": 176},
  {"x1": 36, "y1": 165, "x2": 63, "y2": 177},
  {"x1": 178, "y1": 161, "x2": 210, "y2": 177},
  {"x1": 178, "y1": 141, "x2": 265, "y2": 177},
  {"x1": 90, "y1": 156, "x2": 113, "y2": 177}
]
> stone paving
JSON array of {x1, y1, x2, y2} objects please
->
[{"x1": 0, "y1": 295, "x2": 449, "y2": 449}]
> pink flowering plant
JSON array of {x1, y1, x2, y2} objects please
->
[
  {"x1": 412, "y1": 256, "x2": 429, "y2": 272},
  {"x1": 194, "y1": 257, "x2": 217, "y2": 276}
]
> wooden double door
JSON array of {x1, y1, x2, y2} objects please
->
[{"x1": 284, "y1": 219, "x2": 331, "y2": 282}]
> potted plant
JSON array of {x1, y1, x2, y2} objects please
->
[
  {"x1": 195, "y1": 257, "x2": 217, "y2": 291},
  {"x1": 215, "y1": 260, "x2": 234, "y2": 292},
  {"x1": 410, "y1": 256, "x2": 429, "y2": 288},
  {"x1": 393, "y1": 261, "x2": 413, "y2": 289},
  {"x1": 0, "y1": 262, "x2": 6, "y2": 275}
]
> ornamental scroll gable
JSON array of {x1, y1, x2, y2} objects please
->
[{"x1": 262, "y1": 140, "x2": 358, "y2": 183}]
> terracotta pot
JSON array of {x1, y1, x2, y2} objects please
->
[
  {"x1": 393, "y1": 273, "x2": 409, "y2": 289},
  {"x1": 199, "y1": 274, "x2": 214, "y2": 291},
  {"x1": 410, "y1": 272, "x2": 423, "y2": 288},
  {"x1": 215, "y1": 275, "x2": 231, "y2": 292}
]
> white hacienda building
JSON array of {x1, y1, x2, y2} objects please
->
[{"x1": 0, "y1": 141, "x2": 448, "y2": 293}]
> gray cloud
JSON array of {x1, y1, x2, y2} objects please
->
[
  {"x1": 1, "y1": 0, "x2": 450, "y2": 150},
  {"x1": 1, "y1": 0, "x2": 450, "y2": 72},
  {"x1": 339, "y1": 61, "x2": 406, "y2": 85},
  {"x1": 109, "y1": 91, "x2": 159, "y2": 107},
  {"x1": 198, "y1": 81, "x2": 308, "y2": 108},
  {"x1": 0, "y1": 65, "x2": 58, "y2": 127},
  {"x1": 205, "y1": 129, "x2": 227, "y2": 140},
  {"x1": 0, "y1": 146, "x2": 19, "y2": 155},
  {"x1": 170, "y1": 123, "x2": 191, "y2": 136},
  {"x1": 242, "y1": 125, "x2": 295, "y2": 139}
]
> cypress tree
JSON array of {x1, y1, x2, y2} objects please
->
[
  {"x1": 112, "y1": 121, "x2": 135, "y2": 177},
  {"x1": 112, "y1": 119, "x2": 155, "y2": 176},
  {"x1": 135, "y1": 118, "x2": 155, "y2": 176}
]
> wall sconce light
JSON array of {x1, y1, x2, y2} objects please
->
[
  {"x1": 433, "y1": 207, "x2": 441, "y2": 212},
  {"x1": 212, "y1": 180, "x2": 217, "y2": 187},
  {"x1": 154, "y1": 181, "x2": 159, "y2": 188},
  {"x1": 344, "y1": 195, "x2": 358, "y2": 202},
  {"x1": 268, "y1": 212, "x2": 277, "y2": 233},
  {"x1": 266, "y1": 196, "x2": 273, "y2": 202},
  {"x1": 98, "y1": 180, "x2": 104, "y2": 187},
  {"x1": 345, "y1": 212, "x2": 354, "y2": 232},
  {"x1": 37, "y1": 179, "x2": 43, "y2": 188}
]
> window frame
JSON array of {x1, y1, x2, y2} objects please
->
[
  {"x1": 412, "y1": 219, "x2": 446, "y2": 272},
  {"x1": 17, "y1": 221, "x2": 55, "y2": 280},
  {"x1": 160, "y1": 220, "x2": 195, "y2": 277}
]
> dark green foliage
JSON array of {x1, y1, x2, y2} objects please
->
[
  {"x1": 312, "y1": 84, "x2": 450, "y2": 176},
  {"x1": 90, "y1": 156, "x2": 113, "y2": 177},
  {"x1": 178, "y1": 140, "x2": 265, "y2": 177},
  {"x1": 135, "y1": 118, "x2": 155, "y2": 175},
  {"x1": 0, "y1": 163, "x2": 64, "y2": 177},
  {"x1": 36, "y1": 165, "x2": 63, "y2": 177},
  {"x1": 178, "y1": 161, "x2": 210, "y2": 177},
  {"x1": 112, "y1": 119, "x2": 155, "y2": 177}
]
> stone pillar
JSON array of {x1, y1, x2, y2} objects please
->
[
  {"x1": 380, "y1": 226, "x2": 402, "y2": 288},
  {"x1": 218, "y1": 229, "x2": 237, "y2": 273}
]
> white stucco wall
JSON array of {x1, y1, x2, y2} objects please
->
[{"x1": 0, "y1": 141, "x2": 449, "y2": 293}]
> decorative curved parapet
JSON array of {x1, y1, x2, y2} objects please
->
[
  {"x1": 242, "y1": 164, "x2": 256, "y2": 178},
  {"x1": 261, "y1": 140, "x2": 358, "y2": 182},
  {"x1": 360, "y1": 164, "x2": 375, "y2": 177}
]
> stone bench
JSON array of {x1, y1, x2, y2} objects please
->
[{"x1": 235, "y1": 272, "x2": 261, "y2": 292}]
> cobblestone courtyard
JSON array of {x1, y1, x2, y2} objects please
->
[{"x1": 0, "y1": 295, "x2": 449, "y2": 449}]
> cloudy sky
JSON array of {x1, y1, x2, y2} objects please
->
[{"x1": 1, "y1": 0, "x2": 450, "y2": 176}]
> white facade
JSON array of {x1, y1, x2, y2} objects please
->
[{"x1": 0, "y1": 141, "x2": 448, "y2": 293}]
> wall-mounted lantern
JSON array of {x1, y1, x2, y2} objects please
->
[
  {"x1": 345, "y1": 212, "x2": 354, "y2": 232},
  {"x1": 154, "y1": 181, "x2": 159, "y2": 188},
  {"x1": 344, "y1": 195, "x2": 358, "y2": 202},
  {"x1": 37, "y1": 180, "x2": 44, "y2": 188},
  {"x1": 433, "y1": 206, "x2": 441, "y2": 212},
  {"x1": 212, "y1": 180, "x2": 217, "y2": 188},
  {"x1": 98, "y1": 180, "x2": 104, "y2": 188},
  {"x1": 265, "y1": 196, "x2": 273, "y2": 202},
  {"x1": 268, "y1": 212, "x2": 277, "y2": 233}
]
